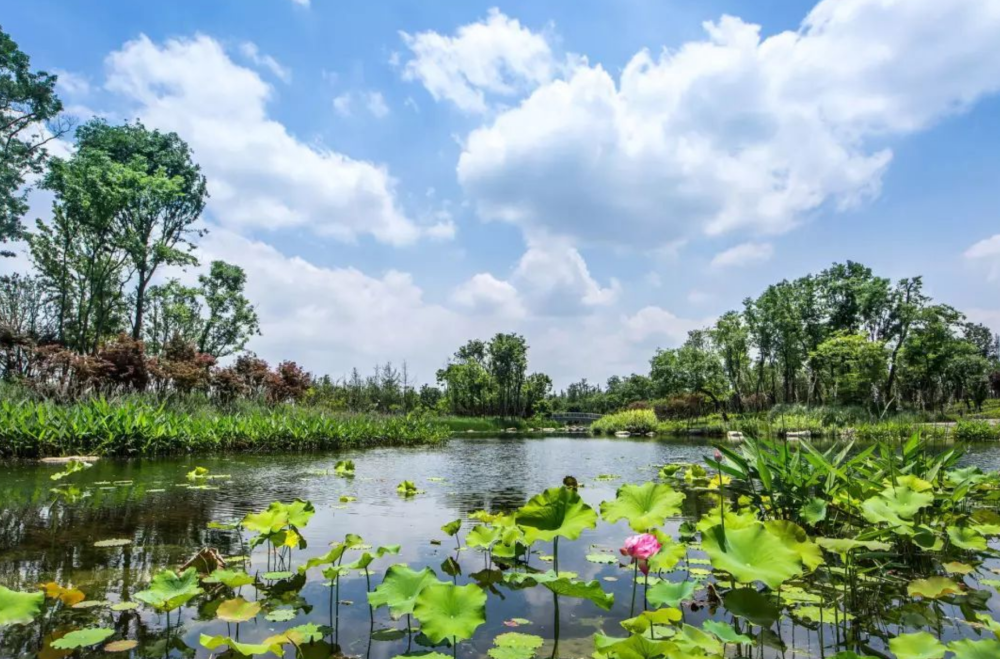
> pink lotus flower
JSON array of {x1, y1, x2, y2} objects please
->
[{"x1": 620, "y1": 533, "x2": 661, "y2": 575}]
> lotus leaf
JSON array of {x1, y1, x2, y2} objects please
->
[
  {"x1": 943, "y1": 562, "x2": 975, "y2": 575},
  {"x1": 186, "y1": 466, "x2": 209, "y2": 480},
  {"x1": 586, "y1": 553, "x2": 618, "y2": 565},
  {"x1": 723, "y1": 588, "x2": 780, "y2": 626},
  {"x1": 93, "y1": 538, "x2": 131, "y2": 547},
  {"x1": 265, "y1": 608, "x2": 296, "y2": 622},
  {"x1": 815, "y1": 537, "x2": 892, "y2": 557},
  {"x1": 593, "y1": 632, "x2": 673, "y2": 659},
  {"x1": 301, "y1": 544, "x2": 348, "y2": 573},
  {"x1": 469, "y1": 510, "x2": 504, "y2": 524},
  {"x1": 949, "y1": 639, "x2": 1000, "y2": 659},
  {"x1": 764, "y1": 520, "x2": 825, "y2": 571},
  {"x1": 262, "y1": 571, "x2": 294, "y2": 580},
  {"x1": 334, "y1": 460, "x2": 355, "y2": 475},
  {"x1": 702, "y1": 620, "x2": 752, "y2": 645},
  {"x1": 369, "y1": 565, "x2": 440, "y2": 619},
  {"x1": 895, "y1": 475, "x2": 933, "y2": 492},
  {"x1": 50, "y1": 459, "x2": 91, "y2": 481},
  {"x1": 800, "y1": 498, "x2": 827, "y2": 524},
  {"x1": 51, "y1": 628, "x2": 115, "y2": 649},
  {"x1": 506, "y1": 571, "x2": 614, "y2": 610},
  {"x1": 0, "y1": 586, "x2": 44, "y2": 626},
  {"x1": 111, "y1": 601, "x2": 138, "y2": 611},
  {"x1": 466, "y1": 525, "x2": 501, "y2": 549},
  {"x1": 217, "y1": 597, "x2": 261, "y2": 622},
  {"x1": 888, "y1": 632, "x2": 946, "y2": 659},
  {"x1": 646, "y1": 580, "x2": 696, "y2": 608},
  {"x1": 441, "y1": 519, "x2": 462, "y2": 536},
  {"x1": 391, "y1": 653, "x2": 452, "y2": 659},
  {"x1": 413, "y1": 583, "x2": 486, "y2": 644},
  {"x1": 104, "y1": 639, "x2": 139, "y2": 652},
  {"x1": 795, "y1": 606, "x2": 854, "y2": 622},
  {"x1": 907, "y1": 577, "x2": 962, "y2": 599},
  {"x1": 133, "y1": 567, "x2": 203, "y2": 612},
  {"x1": 948, "y1": 526, "x2": 987, "y2": 551},
  {"x1": 39, "y1": 581, "x2": 85, "y2": 607},
  {"x1": 203, "y1": 568, "x2": 255, "y2": 588},
  {"x1": 599, "y1": 482, "x2": 685, "y2": 532},
  {"x1": 673, "y1": 624, "x2": 723, "y2": 656},
  {"x1": 488, "y1": 632, "x2": 544, "y2": 659},
  {"x1": 620, "y1": 608, "x2": 681, "y2": 634},
  {"x1": 398, "y1": 481, "x2": 421, "y2": 496},
  {"x1": 702, "y1": 523, "x2": 802, "y2": 588},
  {"x1": 200, "y1": 634, "x2": 284, "y2": 657},
  {"x1": 647, "y1": 534, "x2": 686, "y2": 571},
  {"x1": 862, "y1": 485, "x2": 932, "y2": 533},
  {"x1": 515, "y1": 486, "x2": 597, "y2": 543}
]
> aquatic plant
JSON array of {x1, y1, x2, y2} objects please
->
[{"x1": 0, "y1": 587, "x2": 44, "y2": 626}]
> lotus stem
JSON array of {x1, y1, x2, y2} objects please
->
[{"x1": 630, "y1": 560, "x2": 639, "y2": 617}]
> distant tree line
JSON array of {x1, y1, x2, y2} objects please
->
[{"x1": 552, "y1": 262, "x2": 1000, "y2": 417}]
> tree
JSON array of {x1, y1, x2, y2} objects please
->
[
  {"x1": 143, "y1": 279, "x2": 202, "y2": 356},
  {"x1": 69, "y1": 120, "x2": 207, "y2": 341},
  {"x1": 809, "y1": 333, "x2": 888, "y2": 407},
  {"x1": 195, "y1": 261, "x2": 258, "y2": 358},
  {"x1": 711, "y1": 311, "x2": 750, "y2": 409},
  {"x1": 0, "y1": 26, "x2": 66, "y2": 255},
  {"x1": 487, "y1": 333, "x2": 528, "y2": 417}
]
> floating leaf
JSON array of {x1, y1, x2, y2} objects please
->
[
  {"x1": 262, "y1": 571, "x2": 294, "y2": 580},
  {"x1": 71, "y1": 600, "x2": 108, "y2": 609},
  {"x1": 51, "y1": 628, "x2": 115, "y2": 649},
  {"x1": 50, "y1": 460, "x2": 92, "y2": 481},
  {"x1": 186, "y1": 466, "x2": 209, "y2": 481},
  {"x1": 594, "y1": 632, "x2": 672, "y2": 659},
  {"x1": 943, "y1": 562, "x2": 975, "y2": 576},
  {"x1": 646, "y1": 580, "x2": 696, "y2": 608},
  {"x1": 585, "y1": 553, "x2": 618, "y2": 565},
  {"x1": 110, "y1": 602, "x2": 138, "y2": 612},
  {"x1": 516, "y1": 486, "x2": 597, "y2": 543},
  {"x1": 93, "y1": 538, "x2": 131, "y2": 548},
  {"x1": 599, "y1": 482, "x2": 685, "y2": 532},
  {"x1": 488, "y1": 632, "x2": 545, "y2": 659},
  {"x1": 702, "y1": 523, "x2": 802, "y2": 589},
  {"x1": 200, "y1": 634, "x2": 283, "y2": 657},
  {"x1": 948, "y1": 526, "x2": 987, "y2": 551},
  {"x1": 413, "y1": 583, "x2": 487, "y2": 644},
  {"x1": 203, "y1": 568, "x2": 255, "y2": 589},
  {"x1": 907, "y1": 577, "x2": 962, "y2": 599},
  {"x1": 133, "y1": 567, "x2": 203, "y2": 612},
  {"x1": 888, "y1": 632, "x2": 946, "y2": 659},
  {"x1": 397, "y1": 481, "x2": 422, "y2": 496},
  {"x1": 506, "y1": 571, "x2": 614, "y2": 610},
  {"x1": 369, "y1": 565, "x2": 440, "y2": 619},
  {"x1": 265, "y1": 608, "x2": 296, "y2": 622},
  {"x1": 104, "y1": 639, "x2": 139, "y2": 652},
  {"x1": 0, "y1": 586, "x2": 44, "y2": 626},
  {"x1": 217, "y1": 597, "x2": 261, "y2": 623},
  {"x1": 334, "y1": 460, "x2": 355, "y2": 476}
]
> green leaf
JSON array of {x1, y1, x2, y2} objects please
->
[
  {"x1": 702, "y1": 523, "x2": 803, "y2": 589},
  {"x1": 815, "y1": 537, "x2": 891, "y2": 557},
  {"x1": 949, "y1": 639, "x2": 1000, "y2": 659},
  {"x1": 203, "y1": 568, "x2": 255, "y2": 589},
  {"x1": 888, "y1": 632, "x2": 946, "y2": 659},
  {"x1": 907, "y1": 577, "x2": 962, "y2": 599},
  {"x1": 50, "y1": 459, "x2": 92, "y2": 481},
  {"x1": 646, "y1": 580, "x2": 696, "y2": 608},
  {"x1": 702, "y1": 620, "x2": 752, "y2": 645},
  {"x1": 800, "y1": 498, "x2": 827, "y2": 524},
  {"x1": 466, "y1": 525, "x2": 501, "y2": 549},
  {"x1": 0, "y1": 586, "x2": 45, "y2": 626},
  {"x1": 441, "y1": 519, "x2": 462, "y2": 536},
  {"x1": 585, "y1": 553, "x2": 619, "y2": 565},
  {"x1": 947, "y1": 526, "x2": 987, "y2": 551},
  {"x1": 368, "y1": 565, "x2": 441, "y2": 619},
  {"x1": 133, "y1": 567, "x2": 204, "y2": 612},
  {"x1": 217, "y1": 597, "x2": 261, "y2": 623},
  {"x1": 515, "y1": 486, "x2": 597, "y2": 543},
  {"x1": 599, "y1": 482, "x2": 685, "y2": 532},
  {"x1": 723, "y1": 588, "x2": 779, "y2": 627},
  {"x1": 506, "y1": 571, "x2": 614, "y2": 610},
  {"x1": 265, "y1": 608, "x2": 296, "y2": 622},
  {"x1": 764, "y1": 520, "x2": 825, "y2": 571},
  {"x1": 334, "y1": 460, "x2": 355, "y2": 475},
  {"x1": 51, "y1": 628, "x2": 115, "y2": 649},
  {"x1": 413, "y1": 583, "x2": 487, "y2": 644},
  {"x1": 594, "y1": 633, "x2": 672, "y2": 659},
  {"x1": 200, "y1": 634, "x2": 283, "y2": 657},
  {"x1": 488, "y1": 633, "x2": 544, "y2": 659}
]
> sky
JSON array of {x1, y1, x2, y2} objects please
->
[{"x1": 4, "y1": 0, "x2": 1000, "y2": 388}]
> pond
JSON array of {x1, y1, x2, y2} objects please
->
[{"x1": 1, "y1": 435, "x2": 999, "y2": 658}]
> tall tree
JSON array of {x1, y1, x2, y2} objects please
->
[
  {"x1": 0, "y1": 26, "x2": 66, "y2": 255},
  {"x1": 70, "y1": 120, "x2": 208, "y2": 341}
]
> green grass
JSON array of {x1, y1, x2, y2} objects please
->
[
  {"x1": 435, "y1": 415, "x2": 560, "y2": 433},
  {"x1": 591, "y1": 409, "x2": 658, "y2": 435},
  {"x1": 0, "y1": 396, "x2": 448, "y2": 457}
]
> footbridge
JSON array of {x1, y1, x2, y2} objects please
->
[{"x1": 549, "y1": 412, "x2": 603, "y2": 425}]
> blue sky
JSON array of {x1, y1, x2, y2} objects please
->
[{"x1": 5, "y1": 0, "x2": 1000, "y2": 387}]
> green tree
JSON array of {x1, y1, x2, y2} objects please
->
[
  {"x1": 711, "y1": 311, "x2": 750, "y2": 409},
  {"x1": 0, "y1": 26, "x2": 66, "y2": 255},
  {"x1": 487, "y1": 332, "x2": 528, "y2": 417},
  {"x1": 809, "y1": 333, "x2": 888, "y2": 407},
  {"x1": 70, "y1": 120, "x2": 207, "y2": 341}
]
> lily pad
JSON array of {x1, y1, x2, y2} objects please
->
[
  {"x1": 93, "y1": 538, "x2": 131, "y2": 548},
  {"x1": 646, "y1": 580, "x2": 696, "y2": 608},
  {"x1": 413, "y1": 583, "x2": 487, "y2": 644},
  {"x1": 265, "y1": 608, "x2": 297, "y2": 622},
  {"x1": 217, "y1": 597, "x2": 261, "y2": 623},
  {"x1": 133, "y1": 567, "x2": 203, "y2": 612},
  {"x1": 907, "y1": 577, "x2": 962, "y2": 599},
  {"x1": 51, "y1": 628, "x2": 115, "y2": 649},
  {"x1": 368, "y1": 565, "x2": 440, "y2": 619},
  {"x1": 599, "y1": 482, "x2": 685, "y2": 532},
  {"x1": 585, "y1": 553, "x2": 619, "y2": 565},
  {"x1": 888, "y1": 632, "x2": 946, "y2": 659},
  {"x1": 0, "y1": 586, "x2": 44, "y2": 626},
  {"x1": 702, "y1": 523, "x2": 803, "y2": 589},
  {"x1": 203, "y1": 568, "x2": 255, "y2": 589},
  {"x1": 515, "y1": 486, "x2": 598, "y2": 543}
]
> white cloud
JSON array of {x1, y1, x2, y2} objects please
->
[
  {"x1": 53, "y1": 69, "x2": 91, "y2": 96},
  {"x1": 965, "y1": 234, "x2": 1000, "y2": 281},
  {"x1": 710, "y1": 241, "x2": 774, "y2": 269},
  {"x1": 333, "y1": 90, "x2": 390, "y2": 118},
  {"x1": 451, "y1": 273, "x2": 525, "y2": 319},
  {"x1": 457, "y1": 0, "x2": 1000, "y2": 249},
  {"x1": 400, "y1": 8, "x2": 557, "y2": 113},
  {"x1": 511, "y1": 240, "x2": 619, "y2": 315},
  {"x1": 239, "y1": 42, "x2": 292, "y2": 83},
  {"x1": 104, "y1": 34, "x2": 437, "y2": 245},
  {"x1": 622, "y1": 306, "x2": 703, "y2": 344}
]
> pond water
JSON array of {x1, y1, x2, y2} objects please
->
[{"x1": 2, "y1": 435, "x2": 1000, "y2": 658}]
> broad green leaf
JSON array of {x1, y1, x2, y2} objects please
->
[
  {"x1": 815, "y1": 537, "x2": 891, "y2": 558},
  {"x1": 723, "y1": 588, "x2": 779, "y2": 626},
  {"x1": 0, "y1": 586, "x2": 45, "y2": 626},
  {"x1": 585, "y1": 553, "x2": 619, "y2": 565},
  {"x1": 203, "y1": 568, "x2": 255, "y2": 588},
  {"x1": 441, "y1": 519, "x2": 462, "y2": 536},
  {"x1": 949, "y1": 639, "x2": 1000, "y2": 659},
  {"x1": 368, "y1": 565, "x2": 440, "y2": 619},
  {"x1": 506, "y1": 571, "x2": 614, "y2": 610},
  {"x1": 515, "y1": 486, "x2": 597, "y2": 543},
  {"x1": 413, "y1": 583, "x2": 486, "y2": 644},
  {"x1": 51, "y1": 628, "x2": 115, "y2": 649},
  {"x1": 488, "y1": 633, "x2": 544, "y2": 659},
  {"x1": 620, "y1": 608, "x2": 681, "y2": 634},
  {"x1": 764, "y1": 520, "x2": 824, "y2": 571},
  {"x1": 646, "y1": 580, "x2": 696, "y2": 608},
  {"x1": 800, "y1": 498, "x2": 827, "y2": 524},
  {"x1": 888, "y1": 632, "x2": 946, "y2": 659},
  {"x1": 265, "y1": 608, "x2": 296, "y2": 622},
  {"x1": 200, "y1": 634, "x2": 283, "y2": 657},
  {"x1": 217, "y1": 597, "x2": 261, "y2": 622},
  {"x1": 466, "y1": 525, "x2": 501, "y2": 549},
  {"x1": 133, "y1": 568, "x2": 203, "y2": 612},
  {"x1": 702, "y1": 523, "x2": 802, "y2": 589},
  {"x1": 594, "y1": 632, "x2": 672, "y2": 659},
  {"x1": 702, "y1": 620, "x2": 751, "y2": 645},
  {"x1": 334, "y1": 460, "x2": 355, "y2": 475},
  {"x1": 947, "y1": 526, "x2": 987, "y2": 551},
  {"x1": 673, "y1": 624, "x2": 722, "y2": 656},
  {"x1": 599, "y1": 482, "x2": 685, "y2": 532},
  {"x1": 907, "y1": 577, "x2": 962, "y2": 599}
]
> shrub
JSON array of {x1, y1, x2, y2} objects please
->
[
  {"x1": 591, "y1": 409, "x2": 658, "y2": 435},
  {"x1": 954, "y1": 420, "x2": 1000, "y2": 442}
]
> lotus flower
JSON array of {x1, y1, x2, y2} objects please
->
[{"x1": 620, "y1": 533, "x2": 661, "y2": 575}]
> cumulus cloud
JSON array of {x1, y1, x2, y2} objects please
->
[
  {"x1": 710, "y1": 242, "x2": 774, "y2": 269},
  {"x1": 104, "y1": 34, "x2": 438, "y2": 245},
  {"x1": 333, "y1": 90, "x2": 391, "y2": 118},
  {"x1": 511, "y1": 240, "x2": 619, "y2": 315},
  {"x1": 622, "y1": 306, "x2": 704, "y2": 344},
  {"x1": 451, "y1": 273, "x2": 526, "y2": 319},
  {"x1": 239, "y1": 42, "x2": 292, "y2": 83},
  {"x1": 456, "y1": 0, "x2": 1000, "y2": 249},
  {"x1": 965, "y1": 234, "x2": 1000, "y2": 281},
  {"x1": 400, "y1": 8, "x2": 557, "y2": 113}
]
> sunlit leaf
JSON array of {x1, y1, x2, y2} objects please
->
[
  {"x1": 888, "y1": 632, "x2": 946, "y2": 659},
  {"x1": 702, "y1": 523, "x2": 802, "y2": 588},
  {"x1": 599, "y1": 482, "x2": 685, "y2": 532},
  {"x1": 0, "y1": 586, "x2": 45, "y2": 626},
  {"x1": 50, "y1": 628, "x2": 114, "y2": 649},
  {"x1": 413, "y1": 583, "x2": 487, "y2": 644},
  {"x1": 646, "y1": 580, "x2": 696, "y2": 608},
  {"x1": 515, "y1": 486, "x2": 598, "y2": 543},
  {"x1": 203, "y1": 568, "x2": 255, "y2": 589},
  {"x1": 702, "y1": 619, "x2": 752, "y2": 645},
  {"x1": 949, "y1": 638, "x2": 1000, "y2": 659},
  {"x1": 369, "y1": 565, "x2": 441, "y2": 619},
  {"x1": 217, "y1": 597, "x2": 261, "y2": 622},
  {"x1": 133, "y1": 567, "x2": 203, "y2": 612},
  {"x1": 907, "y1": 577, "x2": 962, "y2": 599}
]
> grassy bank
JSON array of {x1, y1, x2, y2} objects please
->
[
  {"x1": 589, "y1": 405, "x2": 1000, "y2": 441},
  {"x1": 436, "y1": 415, "x2": 561, "y2": 433},
  {"x1": 0, "y1": 396, "x2": 448, "y2": 457}
]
